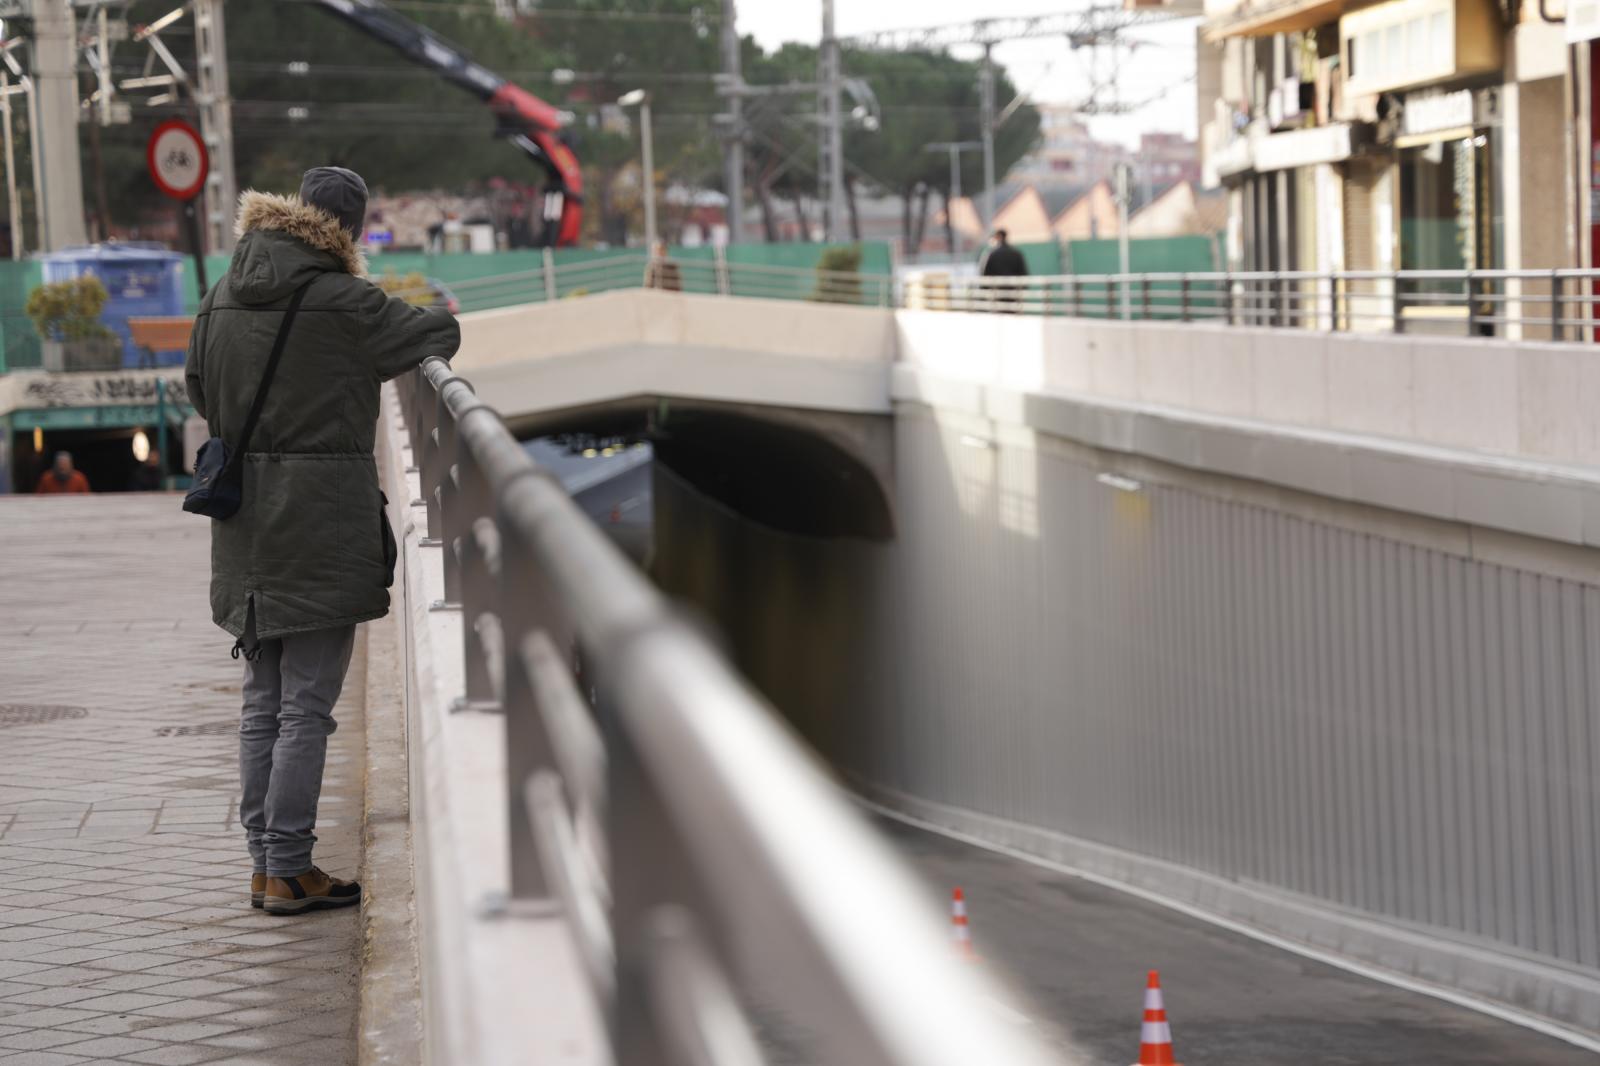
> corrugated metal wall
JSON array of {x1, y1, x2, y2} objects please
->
[
  {"x1": 653, "y1": 403, "x2": 1600, "y2": 976},
  {"x1": 873, "y1": 407, "x2": 1600, "y2": 970}
]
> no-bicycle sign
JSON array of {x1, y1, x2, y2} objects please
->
[{"x1": 146, "y1": 119, "x2": 209, "y2": 201}]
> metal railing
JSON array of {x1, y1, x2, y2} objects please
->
[
  {"x1": 902, "y1": 268, "x2": 1600, "y2": 340},
  {"x1": 415, "y1": 255, "x2": 1600, "y2": 342},
  {"x1": 434, "y1": 251, "x2": 894, "y2": 315},
  {"x1": 395, "y1": 356, "x2": 1059, "y2": 1066}
]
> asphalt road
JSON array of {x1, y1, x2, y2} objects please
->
[{"x1": 880, "y1": 815, "x2": 1599, "y2": 1066}]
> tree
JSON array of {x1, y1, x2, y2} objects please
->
[
  {"x1": 739, "y1": 42, "x2": 1039, "y2": 249},
  {"x1": 529, "y1": 0, "x2": 723, "y2": 245},
  {"x1": 84, "y1": 1, "x2": 1038, "y2": 250}
]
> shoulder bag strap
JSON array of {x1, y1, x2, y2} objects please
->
[{"x1": 227, "y1": 279, "x2": 312, "y2": 475}]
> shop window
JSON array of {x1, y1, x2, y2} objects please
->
[{"x1": 1399, "y1": 132, "x2": 1500, "y2": 314}]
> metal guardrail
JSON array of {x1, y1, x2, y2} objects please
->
[
  {"x1": 401, "y1": 254, "x2": 1600, "y2": 342},
  {"x1": 903, "y1": 268, "x2": 1600, "y2": 340},
  {"x1": 395, "y1": 356, "x2": 1059, "y2": 1066},
  {"x1": 430, "y1": 252, "x2": 894, "y2": 314}
]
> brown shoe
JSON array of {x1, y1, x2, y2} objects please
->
[
  {"x1": 263, "y1": 866, "x2": 362, "y2": 916},
  {"x1": 251, "y1": 873, "x2": 266, "y2": 909}
]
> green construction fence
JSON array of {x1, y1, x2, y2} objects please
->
[{"x1": 1, "y1": 240, "x2": 895, "y2": 373}]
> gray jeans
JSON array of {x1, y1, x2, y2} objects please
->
[{"x1": 239, "y1": 624, "x2": 356, "y2": 877}]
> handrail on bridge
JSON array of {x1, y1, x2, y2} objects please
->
[
  {"x1": 381, "y1": 251, "x2": 1600, "y2": 340},
  {"x1": 902, "y1": 266, "x2": 1600, "y2": 339},
  {"x1": 395, "y1": 356, "x2": 1060, "y2": 1066}
]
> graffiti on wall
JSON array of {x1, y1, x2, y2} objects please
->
[{"x1": 19, "y1": 372, "x2": 186, "y2": 409}]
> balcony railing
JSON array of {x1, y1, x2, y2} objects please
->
[{"x1": 395, "y1": 356, "x2": 1061, "y2": 1066}]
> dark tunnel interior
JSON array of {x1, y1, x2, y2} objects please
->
[{"x1": 512, "y1": 399, "x2": 894, "y2": 542}]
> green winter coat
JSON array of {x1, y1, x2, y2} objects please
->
[{"x1": 184, "y1": 191, "x2": 460, "y2": 641}]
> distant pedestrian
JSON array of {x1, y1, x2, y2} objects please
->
[
  {"x1": 130, "y1": 448, "x2": 164, "y2": 492},
  {"x1": 34, "y1": 451, "x2": 90, "y2": 494},
  {"x1": 644, "y1": 239, "x2": 682, "y2": 292},
  {"x1": 978, "y1": 228, "x2": 1029, "y2": 311},
  {"x1": 185, "y1": 166, "x2": 460, "y2": 916}
]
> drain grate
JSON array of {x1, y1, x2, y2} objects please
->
[
  {"x1": 0, "y1": 704, "x2": 88, "y2": 728},
  {"x1": 155, "y1": 721, "x2": 235, "y2": 738}
]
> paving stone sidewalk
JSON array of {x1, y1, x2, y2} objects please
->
[{"x1": 0, "y1": 495, "x2": 364, "y2": 1066}]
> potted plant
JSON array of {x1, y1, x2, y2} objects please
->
[
  {"x1": 810, "y1": 244, "x2": 864, "y2": 305},
  {"x1": 27, "y1": 276, "x2": 122, "y2": 371}
]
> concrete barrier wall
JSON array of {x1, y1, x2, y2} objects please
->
[
  {"x1": 657, "y1": 396, "x2": 1600, "y2": 1039},
  {"x1": 456, "y1": 289, "x2": 895, "y2": 373},
  {"x1": 457, "y1": 297, "x2": 1600, "y2": 1036},
  {"x1": 895, "y1": 313, "x2": 1600, "y2": 470},
  {"x1": 376, "y1": 387, "x2": 607, "y2": 1066}
]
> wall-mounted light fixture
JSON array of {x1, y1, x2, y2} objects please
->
[{"x1": 1096, "y1": 472, "x2": 1142, "y2": 493}]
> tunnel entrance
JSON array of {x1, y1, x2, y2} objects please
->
[{"x1": 511, "y1": 397, "x2": 894, "y2": 542}]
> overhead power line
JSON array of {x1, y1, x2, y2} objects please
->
[{"x1": 278, "y1": 0, "x2": 721, "y2": 25}]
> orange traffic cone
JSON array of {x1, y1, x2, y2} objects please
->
[
  {"x1": 950, "y1": 887, "x2": 975, "y2": 960},
  {"x1": 1133, "y1": 970, "x2": 1182, "y2": 1066}
]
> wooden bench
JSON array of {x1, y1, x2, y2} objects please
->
[{"x1": 127, "y1": 316, "x2": 195, "y2": 368}]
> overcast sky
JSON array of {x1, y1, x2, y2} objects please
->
[{"x1": 736, "y1": 1, "x2": 1200, "y2": 149}]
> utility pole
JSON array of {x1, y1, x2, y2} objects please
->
[
  {"x1": 925, "y1": 140, "x2": 980, "y2": 255},
  {"x1": 32, "y1": 0, "x2": 87, "y2": 250},
  {"x1": 638, "y1": 98, "x2": 655, "y2": 249},
  {"x1": 1, "y1": 72, "x2": 21, "y2": 258},
  {"x1": 720, "y1": 0, "x2": 743, "y2": 245},
  {"x1": 194, "y1": 0, "x2": 238, "y2": 254},
  {"x1": 978, "y1": 43, "x2": 996, "y2": 235},
  {"x1": 819, "y1": 0, "x2": 844, "y2": 242},
  {"x1": 1114, "y1": 160, "x2": 1132, "y2": 319}
]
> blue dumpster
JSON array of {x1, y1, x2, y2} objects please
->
[{"x1": 41, "y1": 245, "x2": 186, "y2": 367}]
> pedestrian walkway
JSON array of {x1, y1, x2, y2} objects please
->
[{"x1": 0, "y1": 495, "x2": 364, "y2": 1066}]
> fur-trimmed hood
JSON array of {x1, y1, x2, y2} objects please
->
[{"x1": 233, "y1": 189, "x2": 367, "y2": 281}]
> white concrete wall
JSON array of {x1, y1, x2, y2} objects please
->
[
  {"x1": 377, "y1": 386, "x2": 607, "y2": 1066},
  {"x1": 895, "y1": 313, "x2": 1600, "y2": 471},
  {"x1": 456, "y1": 289, "x2": 896, "y2": 373}
]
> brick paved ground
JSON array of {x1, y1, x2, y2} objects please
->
[{"x1": 0, "y1": 495, "x2": 363, "y2": 1066}]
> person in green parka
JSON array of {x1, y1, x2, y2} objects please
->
[{"x1": 185, "y1": 167, "x2": 460, "y2": 915}]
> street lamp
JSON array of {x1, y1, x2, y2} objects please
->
[{"x1": 617, "y1": 88, "x2": 656, "y2": 250}]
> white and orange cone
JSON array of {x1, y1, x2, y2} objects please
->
[
  {"x1": 950, "y1": 887, "x2": 975, "y2": 961},
  {"x1": 1133, "y1": 970, "x2": 1182, "y2": 1066}
]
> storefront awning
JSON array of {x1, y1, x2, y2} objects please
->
[{"x1": 1202, "y1": 0, "x2": 1345, "y2": 40}]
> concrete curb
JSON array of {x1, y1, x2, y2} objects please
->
[
  {"x1": 358, "y1": 609, "x2": 424, "y2": 1066},
  {"x1": 860, "y1": 784, "x2": 1600, "y2": 1045}
]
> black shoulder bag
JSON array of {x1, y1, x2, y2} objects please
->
[{"x1": 183, "y1": 281, "x2": 312, "y2": 520}]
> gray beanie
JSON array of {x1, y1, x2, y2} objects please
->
[{"x1": 299, "y1": 166, "x2": 368, "y2": 236}]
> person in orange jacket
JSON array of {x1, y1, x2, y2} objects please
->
[{"x1": 34, "y1": 451, "x2": 91, "y2": 494}]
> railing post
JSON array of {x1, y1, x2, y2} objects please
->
[
  {"x1": 1465, "y1": 274, "x2": 1479, "y2": 337},
  {"x1": 542, "y1": 246, "x2": 558, "y2": 301},
  {"x1": 1551, "y1": 270, "x2": 1565, "y2": 341},
  {"x1": 1141, "y1": 276, "x2": 1151, "y2": 320},
  {"x1": 1179, "y1": 274, "x2": 1190, "y2": 322},
  {"x1": 1067, "y1": 275, "x2": 1079, "y2": 318},
  {"x1": 456, "y1": 449, "x2": 502, "y2": 713},
  {"x1": 498, "y1": 527, "x2": 552, "y2": 901},
  {"x1": 714, "y1": 244, "x2": 731, "y2": 297},
  {"x1": 1225, "y1": 271, "x2": 1235, "y2": 326},
  {"x1": 1391, "y1": 273, "x2": 1405, "y2": 335}
]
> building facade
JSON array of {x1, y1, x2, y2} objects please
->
[{"x1": 1197, "y1": 0, "x2": 1583, "y2": 335}]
